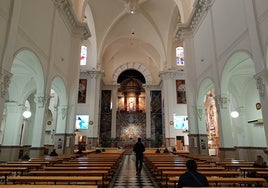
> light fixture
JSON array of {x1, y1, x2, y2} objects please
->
[
  {"x1": 22, "y1": 110, "x2": 32, "y2": 119},
  {"x1": 230, "y1": 111, "x2": 239, "y2": 118},
  {"x1": 126, "y1": 0, "x2": 138, "y2": 14}
]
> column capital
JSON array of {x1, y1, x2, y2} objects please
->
[
  {"x1": 0, "y1": 69, "x2": 12, "y2": 99},
  {"x1": 58, "y1": 105, "x2": 68, "y2": 120},
  {"x1": 214, "y1": 94, "x2": 230, "y2": 110},
  {"x1": 34, "y1": 94, "x2": 49, "y2": 108},
  {"x1": 254, "y1": 70, "x2": 268, "y2": 100}
]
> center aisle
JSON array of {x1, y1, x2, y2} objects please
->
[{"x1": 110, "y1": 154, "x2": 158, "y2": 188}]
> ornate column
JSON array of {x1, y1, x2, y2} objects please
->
[
  {"x1": 144, "y1": 84, "x2": 151, "y2": 140},
  {"x1": 80, "y1": 69, "x2": 104, "y2": 147},
  {"x1": 0, "y1": 70, "x2": 12, "y2": 132},
  {"x1": 2, "y1": 102, "x2": 24, "y2": 146},
  {"x1": 159, "y1": 71, "x2": 177, "y2": 147},
  {"x1": 214, "y1": 94, "x2": 234, "y2": 149},
  {"x1": 254, "y1": 70, "x2": 268, "y2": 147},
  {"x1": 111, "y1": 84, "x2": 119, "y2": 139},
  {"x1": 30, "y1": 94, "x2": 47, "y2": 157},
  {"x1": 55, "y1": 105, "x2": 68, "y2": 133}
]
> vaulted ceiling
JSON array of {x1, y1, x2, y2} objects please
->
[{"x1": 72, "y1": 0, "x2": 194, "y2": 85}]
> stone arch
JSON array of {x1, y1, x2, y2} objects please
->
[
  {"x1": 2, "y1": 49, "x2": 45, "y2": 147},
  {"x1": 49, "y1": 76, "x2": 68, "y2": 135},
  {"x1": 112, "y1": 62, "x2": 152, "y2": 85},
  {"x1": 221, "y1": 50, "x2": 265, "y2": 147}
]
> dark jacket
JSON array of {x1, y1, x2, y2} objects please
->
[
  {"x1": 178, "y1": 171, "x2": 209, "y2": 188},
  {"x1": 133, "y1": 141, "x2": 145, "y2": 158}
]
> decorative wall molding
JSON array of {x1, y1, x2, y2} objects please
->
[
  {"x1": 80, "y1": 69, "x2": 104, "y2": 79},
  {"x1": 53, "y1": 0, "x2": 91, "y2": 40},
  {"x1": 0, "y1": 69, "x2": 12, "y2": 99},
  {"x1": 159, "y1": 70, "x2": 186, "y2": 80},
  {"x1": 254, "y1": 70, "x2": 268, "y2": 100},
  {"x1": 214, "y1": 94, "x2": 229, "y2": 110},
  {"x1": 175, "y1": 0, "x2": 214, "y2": 41}
]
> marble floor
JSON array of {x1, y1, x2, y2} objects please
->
[{"x1": 110, "y1": 154, "x2": 159, "y2": 188}]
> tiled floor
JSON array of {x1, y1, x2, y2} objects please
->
[{"x1": 110, "y1": 154, "x2": 158, "y2": 188}]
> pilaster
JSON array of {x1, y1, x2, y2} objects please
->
[
  {"x1": 144, "y1": 84, "x2": 152, "y2": 139},
  {"x1": 254, "y1": 70, "x2": 268, "y2": 147},
  {"x1": 80, "y1": 69, "x2": 104, "y2": 141},
  {"x1": 214, "y1": 94, "x2": 234, "y2": 148},
  {"x1": 31, "y1": 94, "x2": 46, "y2": 147}
]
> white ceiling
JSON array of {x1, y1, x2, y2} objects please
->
[{"x1": 78, "y1": 0, "x2": 194, "y2": 85}]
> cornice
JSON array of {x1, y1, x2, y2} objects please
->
[
  {"x1": 80, "y1": 69, "x2": 105, "y2": 79},
  {"x1": 53, "y1": 0, "x2": 91, "y2": 40},
  {"x1": 175, "y1": 0, "x2": 214, "y2": 41}
]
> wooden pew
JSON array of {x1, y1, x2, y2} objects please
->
[
  {"x1": 154, "y1": 166, "x2": 225, "y2": 180},
  {"x1": 44, "y1": 166, "x2": 111, "y2": 171},
  {"x1": 0, "y1": 163, "x2": 42, "y2": 171},
  {"x1": 161, "y1": 170, "x2": 241, "y2": 187},
  {"x1": 29, "y1": 170, "x2": 109, "y2": 177},
  {"x1": 0, "y1": 167, "x2": 27, "y2": 175},
  {"x1": 168, "y1": 177, "x2": 266, "y2": 187},
  {"x1": 0, "y1": 171, "x2": 12, "y2": 184},
  {"x1": 240, "y1": 167, "x2": 268, "y2": 177},
  {"x1": 0, "y1": 186, "x2": 97, "y2": 188},
  {"x1": 53, "y1": 163, "x2": 114, "y2": 167},
  {"x1": 8, "y1": 176, "x2": 102, "y2": 185}
]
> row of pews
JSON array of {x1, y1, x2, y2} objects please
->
[
  {"x1": 0, "y1": 149, "x2": 125, "y2": 187},
  {"x1": 144, "y1": 151, "x2": 268, "y2": 187}
]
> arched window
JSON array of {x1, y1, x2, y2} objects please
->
[
  {"x1": 176, "y1": 46, "x2": 184, "y2": 66},
  {"x1": 80, "y1": 45, "x2": 87, "y2": 65}
]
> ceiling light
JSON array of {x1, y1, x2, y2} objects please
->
[{"x1": 126, "y1": 0, "x2": 138, "y2": 14}]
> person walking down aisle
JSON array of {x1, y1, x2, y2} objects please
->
[
  {"x1": 133, "y1": 137, "x2": 145, "y2": 176},
  {"x1": 177, "y1": 159, "x2": 209, "y2": 188}
]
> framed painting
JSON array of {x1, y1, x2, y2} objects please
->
[
  {"x1": 78, "y1": 79, "x2": 87, "y2": 103},
  {"x1": 176, "y1": 80, "x2": 186, "y2": 104}
]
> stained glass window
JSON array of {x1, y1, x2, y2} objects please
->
[
  {"x1": 176, "y1": 46, "x2": 184, "y2": 66},
  {"x1": 80, "y1": 46, "x2": 87, "y2": 65}
]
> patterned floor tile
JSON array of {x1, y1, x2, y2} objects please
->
[{"x1": 110, "y1": 155, "x2": 158, "y2": 187}]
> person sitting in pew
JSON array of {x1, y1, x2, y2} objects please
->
[
  {"x1": 248, "y1": 155, "x2": 266, "y2": 177},
  {"x1": 76, "y1": 148, "x2": 84, "y2": 154},
  {"x1": 50, "y1": 149, "x2": 58, "y2": 156},
  {"x1": 163, "y1": 148, "x2": 169, "y2": 153},
  {"x1": 177, "y1": 159, "x2": 209, "y2": 188},
  {"x1": 20, "y1": 152, "x2": 30, "y2": 161}
]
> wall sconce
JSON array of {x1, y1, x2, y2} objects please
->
[
  {"x1": 22, "y1": 110, "x2": 32, "y2": 119},
  {"x1": 230, "y1": 110, "x2": 239, "y2": 118}
]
